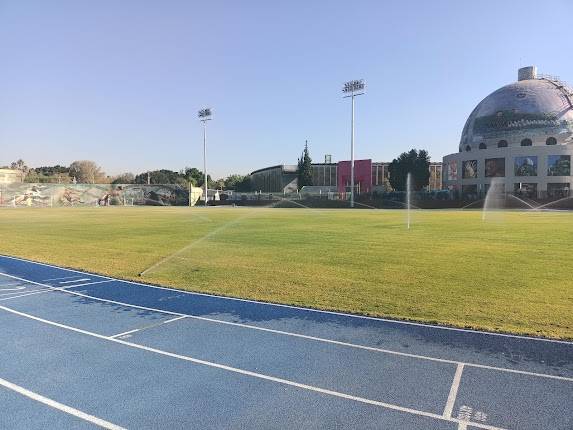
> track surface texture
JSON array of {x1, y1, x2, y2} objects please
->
[{"x1": 0, "y1": 255, "x2": 571, "y2": 429}]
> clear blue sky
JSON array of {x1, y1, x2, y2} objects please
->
[{"x1": 1, "y1": 0, "x2": 571, "y2": 178}]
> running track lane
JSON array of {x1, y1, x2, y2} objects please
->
[{"x1": 0, "y1": 254, "x2": 572, "y2": 429}]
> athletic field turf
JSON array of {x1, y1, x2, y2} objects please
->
[
  {"x1": 0, "y1": 206, "x2": 572, "y2": 339},
  {"x1": 0, "y1": 256, "x2": 572, "y2": 429}
]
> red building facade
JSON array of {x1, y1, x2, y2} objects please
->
[{"x1": 337, "y1": 159, "x2": 373, "y2": 194}]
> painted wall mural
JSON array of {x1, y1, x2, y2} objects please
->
[
  {"x1": 485, "y1": 158, "x2": 505, "y2": 178},
  {"x1": 514, "y1": 156, "x2": 538, "y2": 177},
  {"x1": 462, "y1": 160, "x2": 478, "y2": 179},
  {"x1": 446, "y1": 160, "x2": 458, "y2": 181},
  {"x1": 547, "y1": 155, "x2": 571, "y2": 176},
  {"x1": 0, "y1": 184, "x2": 203, "y2": 207}
]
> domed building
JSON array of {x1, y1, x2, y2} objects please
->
[{"x1": 443, "y1": 66, "x2": 573, "y2": 199}]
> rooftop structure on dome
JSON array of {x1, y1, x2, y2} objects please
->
[
  {"x1": 459, "y1": 66, "x2": 573, "y2": 153},
  {"x1": 443, "y1": 66, "x2": 573, "y2": 200}
]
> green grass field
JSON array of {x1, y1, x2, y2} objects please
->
[{"x1": 1, "y1": 206, "x2": 572, "y2": 339}]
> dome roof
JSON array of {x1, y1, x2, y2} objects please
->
[{"x1": 460, "y1": 67, "x2": 573, "y2": 150}]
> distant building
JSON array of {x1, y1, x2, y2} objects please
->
[
  {"x1": 443, "y1": 66, "x2": 573, "y2": 199},
  {"x1": 0, "y1": 169, "x2": 25, "y2": 184},
  {"x1": 249, "y1": 159, "x2": 442, "y2": 194},
  {"x1": 250, "y1": 165, "x2": 299, "y2": 193}
]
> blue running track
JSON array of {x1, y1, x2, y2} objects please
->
[{"x1": 0, "y1": 255, "x2": 571, "y2": 429}]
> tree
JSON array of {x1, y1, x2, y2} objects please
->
[
  {"x1": 388, "y1": 149, "x2": 431, "y2": 191},
  {"x1": 69, "y1": 160, "x2": 106, "y2": 184},
  {"x1": 180, "y1": 167, "x2": 216, "y2": 187},
  {"x1": 25, "y1": 165, "x2": 71, "y2": 183},
  {"x1": 135, "y1": 170, "x2": 176, "y2": 185},
  {"x1": 236, "y1": 176, "x2": 252, "y2": 192},
  {"x1": 134, "y1": 169, "x2": 206, "y2": 186},
  {"x1": 211, "y1": 178, "x2": 225, "y2": 189},
  {"x1": 182, "y1": 167, "x2": 202, "y2": 186},
  {"x1": 224, "y1": 174, "x2": 244, "y2": 189},
  {"x1": 224, "y1": 174, "x2": 252, "y2": 192},
  {"x1": 10, "y1": 159, "x2": 29, "y2": 173},
  {"x1": 111, "y1": 173, "x2": 135, "y2": 184},
  {"x1": 202, "y1": 174, "x2": 214, "y2": 188},
  {"x1": 297, "y1": 141, "x2": 313, "y2": 189},
  {"x1": 34, "y1": 165, "x2": 69, "y2": 176}
]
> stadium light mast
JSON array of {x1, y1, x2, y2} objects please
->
[
  {"x1": 198, "y1": 108, "x2": 212, "y2": 207},
  {"x1": 342, "y1": 79, "x2": 365, "y2": 208}
]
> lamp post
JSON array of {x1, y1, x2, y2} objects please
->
[
  {"x1": 342, "y1": 79, "x2": 365, "y2": 208},
  {"x1": 198, "y1": 108, "x2": 212, "y2": 207}
]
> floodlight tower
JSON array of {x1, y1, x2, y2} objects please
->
[
  {"x1": 342, "y1": 79, "x2": 365, "y2": 208},
  {"x1": 198, "y1": 108, "x2": 212, "y2": 207}
]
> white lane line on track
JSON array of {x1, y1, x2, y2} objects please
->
[
  {"x1": 66, "y1": 280, "x2": 114, "y2": 288},
  {"x1": 0, "y1": 273, "x2": 112, "y2": 290},
  {"x1": 0, "y1": 376, "x2": 125, "y2": 430},
  {"x1": 458, "y1": 423, "x2": 468, "y2": 430},
  {"x1": 2, "y1": 254, "x2": 572, "y2": 345},
  {"x1": 41, "y1": 276, "x2": 86, "y2": 282},
  {"x1": 0, "y1": 281, "x2": 113, "y2": 303},
  {"x1": 0, "y1": 281, "x2": 112, "y2": 303},
  {"x1": 58, "y1": 278, "x2": 91, "y2": 284},
  {"x1": 0, "y1": 287, "x2": 27, "y2": 295},
  {"x1": 0, "y1": 271, "x2": 572, "y2": 383},
  {"x1": 109, "y1": 315, "x2": 188, "y2": 339},
  {"x1": 0, "y1": 289, "x2": 53, "y2": 302},
  {"x1": 0, "y1": 304, "x2": 506, "y2": 430},
  {"x1": 443, "y1": 364, "x2": 464, "y2": 419}
]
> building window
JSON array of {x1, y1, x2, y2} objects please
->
[
  {"x1": 546, "y1": 137, "x2": 557, "y2": 145},
  {"x1": 479, "y1": 143, "x2": 487, "y2": 150},
  {"x1": 547, "y1": 183, "x2": 570, "y2": 198},
  {"x1": 462, "y1": 184, "x2": 478, "y2": 199},
  {"x1": 497, "y1": 140, "x2": 508, "y2": 148},
  {"x1": 485, "y1": 182, "x2": 505, "y2": 195},
  {"x1": 520, "y1": 138, "x2": 532, "y2": 147},
  {"x1": 465, "y1": 145, "x2": 471, "y2": 152},
  {"x1": 514, "y1": 183, "x2": 537, "y2": 198}
]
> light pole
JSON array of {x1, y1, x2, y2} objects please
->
[
  {"x1": 342, "y1": 79, "x2": 365, "y2": 208},
  {"x1": 198, "y1": 108, "x2": 212, "y2": 207}
]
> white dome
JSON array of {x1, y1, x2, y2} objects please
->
[{"x1": 460, "y1": 68, "x2": 573, "y2": 151}]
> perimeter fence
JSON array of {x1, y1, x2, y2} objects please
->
[{"x1": 0, "y1": 183, "x2": 203, "y2": 207}]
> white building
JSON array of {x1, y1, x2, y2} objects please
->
[{"x1": 443, "y1": 66, "x2": 573, "y2": 199}]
